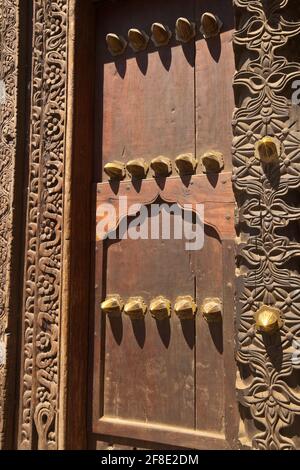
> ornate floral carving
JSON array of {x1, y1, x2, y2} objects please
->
[
  {"x1": 233, "y1": 0, "x2": 300, "y2": 450},
  {"x1": 19, "y1": 0, "x2": 67, "y2": 450},
  {"x1": 0, "y1": 0, "x2": 19, "y2": 450}
]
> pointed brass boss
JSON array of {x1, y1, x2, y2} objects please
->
[
  {"x1": 175, "y1": 18, "x2": 196, "y2": 43},
  {"x1": 175, "y1": 153, "x2": 198, "y2": 175},
  {"x1": 150, "y1": 156, "x2": 172, "y2": 177},
  {"x1": 124, "y1": 297, "x2": 147, "y2": 320},
  {"x1": 106, "y1": 33, "x2": 127, "y2": 56},
  {"x1": 101, "y1": 295, "x2": 123, "y2": 317},
  {"x1": 200, "y1": 13, "x2": 223, "y2": 39},
  {"x1": 174, "y1": 296, "x2": 197, "y2": 320},
  {"x1": 128, "y1": 29, "x2": 149, "y2": 52},
  {"x1": 200, "y1": 151, "x2": 224, "y2": 173},
  {"x1": 126, "y1": 158, "x2": 149, "y2": 179},
  {"x1": 104, "y1": 161, "x2": 126, "y2": 180},
  {"x1": 255, "y1": 305, "x2": 282, "y2": 334},
  {"x1": 255, "y1": 136, "x2": 281, "y2": 163},
  {"x1": 201, "y1": 298, "x2": 222, "y2": 322},
  {"x1": 151, "y1": 23, "x2": 172, "y2": 47},
  {"x1": 150, "y1": 296, "x2": 171, "y2": 320}
]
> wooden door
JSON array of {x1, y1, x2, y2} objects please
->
[{"x1": 91, "y1": 0, "x2": 239, "y2": 450}]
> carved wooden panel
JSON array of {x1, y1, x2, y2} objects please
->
[
  {"x1": 0, "y1": 0, "x2": 25, "y2": 450},
  {"x1": 18, "y1": 0, "x2": 68, "y2": 450},
  {"x1": 233, "y1": 0, "x2": 300, "y2": 450}
]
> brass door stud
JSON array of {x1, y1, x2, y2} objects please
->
[
  {"x1": 201, "y1": 298, "x2": 222, "y2": 322},
  {"x1": 255, "y1": 305, "x2": 282, "y2": 334},
  {"x1": 150, "y1": 296, "x2": 171, "y2": 320},
  {"x1": 200, "y1": 151, "x2": 224, "y2": 173},
  {"x1": 150, "y1": 156, "x2": 172, "y2": 177},
  {"x1": 200, "y1": 13, "x2": 223, "y2": 39},
  {"x1": 104, "y1": 161, "x2": 126, "y2": 180},
  {"x1": 106, "y1": 33, "x2": 127, "y2": 56},
  {"x1": 101, "y1": 295, "x2": 123, "y2": 317},
  {"x1": 151, "y1": 23, "x2": 172, "y2": 47},
  {"x1": 175, "y1": 18, "x2": 196, "y2": 43},
  {"x1": 175, "y1": 154, "x2": 198, "y2": 175},
  {"x1": 126, "y1": 158, "x2": 149, "y2": 179},
  {"x1": 174, "y1": 296, "x2": 197, "y2": 320},
  {"x1": 124, "y1": 297, "x2": 147, "y2": 320},
  {"x1": 255, "y1": 136, "x2": 281, "y2": 164},
  {"x1": 128, "y1": 29, "x2": 149, "y2": 52}
]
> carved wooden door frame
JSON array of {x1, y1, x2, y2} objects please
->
[{"x1": 1, "y1": 0, "x2": 300, "y2": 450}]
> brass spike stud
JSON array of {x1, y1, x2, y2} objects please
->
[
  {"x1": 106, "y1": 33, "x2": 127, "y2": 56},
  {"x1": 128, "y1": 29, "x2": 149, "y2": 52},
  {"x1": 101, "y1": 295, "x2": 123, "y2": 317},
  {"x1": 255, "y1": 305, "x2": 282, "y2": 334},
  {"x1": 201, "y1": 298, "x2": 222, "y2": 322},
  {"x1": 151, "y1": 23, "x2": 172, "y2": 47},
  {"x1": 124, "y1": 297, "x2": 147, "y2": 320},
  {"x1": 200, "y1": 151, "x2": 224, "y2": 173},
  {"x1": 126, "y1": 158, "x2": 149, "y2": 179},
  {"x1": 255, "y1": 136, "x2": 281, "y2": 164},
  {"x1": 150, "y1": 156, "x2": 172, "y2": 177},
  {"x1": 175, "y1": 153, "x2": 198, "y2": 175},
  {"x1": 175, "y1": 18, "x2": 196, "y2": 43},
  {"x1": 150, "y1": 296, "x2": 171, "y2": 321},
  {"x1": 104, "y1": 161, "x2": 126, "y2": 180},
  {"x1": 200, "y1": 13, "x2": 223, "y2": 39},
  {"x1": 174, "y1": 296, "x2": 197, "y2": 320}
]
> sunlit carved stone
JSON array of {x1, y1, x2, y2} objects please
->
[
  {"x1": 200, "y1": 13, "x2": 223, "y2": 39},
  {"x1": 106, "y1": 33, "x2": 127, "y2": 56},
  {"x1": 255, "y1": 305, "x2": 282, "y2": 334},
  {"x1": 175, "y1": 18, "x2": 196, "y2": 43},
  {"x1": 255, "y1": 136, "x2": 281, "y2": 163},
  {"x1": 200, "y1": 151, "x2": 224, "y2": 173},
  {"x1": 175, "y1": 153, "x2": 197, "y2": 175},
  {"x1": 101, "y1": 295, "x2": 123, "y2": 317},
  {"x1": 128, "y1": 29, "x2": 149, "y2": 52},
  {"x1": 150, "y1": 156, "x2": 172, "y2": 177},
  {"x1": 126, "y1": 158, "x2": 149, "y2": 179},
  {"x1": 174, "y1": 296, "x2": 197, "y2": 320},
  {"x1": 124, "y1": 297, "x2": 147, "y2": 319},
  {"x1": 151, "y1": 23, "x2": 172, "y2": 47},
  {"x1": 104, "y1": 161, "x2": 126, "y2": 180},
  {"x1": 150, "y1": 296, "x2": 171, "y2": 320},
  {"x1": 201, "y1": 298, "x2": 222, "y2": 322}
]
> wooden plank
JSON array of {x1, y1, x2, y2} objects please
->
[
  {"x1": 100, "y1": 215, "x2": 195, "y2": 428},
  {"x1": 95, "y1": 173, "x2": 235, "y2": 241},
  {"x1": 195, "y1": 226, "x2": 225, "y2": 434},
  {"x1": 96, "y1": 0, "x2": 195, "y2": 180},
  {"x1": 195, "y1": 0, "x2": 235, "y2": 170},
  {"x1": 93, "y1": 417, "x2": 230, "y2": 450},
  {"x1": 222, "y1": 240, "x2": 239, "y2": 447}
]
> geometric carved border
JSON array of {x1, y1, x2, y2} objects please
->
[
  {"x1": 233, "y1": 0, "x2": 300, "y2": 450},
  {"x1": 18, "y1": 0, "x2": 68, "y2": 450}
]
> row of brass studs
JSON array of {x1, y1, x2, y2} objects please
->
[
  {"x1": 101, "y1": 297, "x2": 283, "y2": 334},
  {"x1": 104, "y1": 151, "x2": 224, "y2": 180},
  {"x1": 106, "y1": 13, "x2": 223, "y2": 56},
  {"x1": 101, "y1": 295, "x2": 222, "y2": 322},
  {"x1": 104, "y1": 137, "x2": 281, "y2": 181}
]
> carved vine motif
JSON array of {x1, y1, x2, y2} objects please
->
[
  {"x1": 0, "y1": 0, "x2": 19, "y2": 449},
  {"x1": 233, "y1": 0, "x2": 300, "y2": 450},
  {"x1": 19, "y1": 0, "x2": 66, "y2": 450}
]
